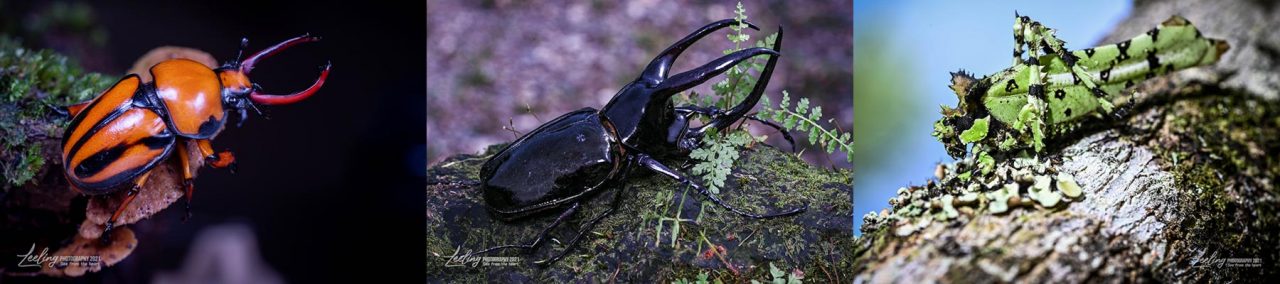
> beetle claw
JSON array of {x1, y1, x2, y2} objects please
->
[
  {"x1": 205, "y1": 151, "x2": 237, "y2": 171},
  {"x1": 99, "y1": 222, "x2": 115, "y2": 245},
  {"x1": 182, "y1": 179, "x2": 194, "y2": 222}
]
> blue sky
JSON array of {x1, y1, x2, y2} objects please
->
[{"x1": 853, "y1": 0, "x2": 1131, "y2": 235}]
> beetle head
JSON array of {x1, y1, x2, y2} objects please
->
[
  {"x1": 219, "y1": 34, "x2": 331, "y2": 108},
  {"x1": 602, "y1": 19, "x2": 770, "y2": 150}
]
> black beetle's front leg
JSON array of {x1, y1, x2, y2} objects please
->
[
  {"x1": 641, "y1": 18, "x2": 759, "y2": 83},
  {"x1": 637, "y1": 154, "x2": 806, "y2": 219},
  {"x1": 676, "y1": 106, "x2": 796, "y2": 152}
]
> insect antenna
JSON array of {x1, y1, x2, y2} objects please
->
[{"x1": 234, "y1": 38, "x2": 249, "y2": 67}]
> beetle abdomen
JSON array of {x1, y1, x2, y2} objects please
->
[
  {"x1": 480, "y1": 109, "x2": 623, "y2": 219},
  {"x1": 62, "y1": 75, "x2": 176, "y2": 194},
  {"x1": 151, "y1": 59, "x2": 227, "y2": 139}
]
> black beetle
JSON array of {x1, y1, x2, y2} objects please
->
[{"x1": 474, "y1": 19, "x2": 805, "y2": 265}]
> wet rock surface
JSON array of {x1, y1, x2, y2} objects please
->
[{"x1": 427, "y1": 143, "x2": 852, "y2": 282}]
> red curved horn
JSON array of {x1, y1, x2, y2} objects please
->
[
  {"x1": 241, "y1": 34, "x2": 321, "y2": 74},
  {"x1": 249, "y1": 62, "x2": 331, "y2": 105},
  {"x1": 242, "y1": 34, "x2": 329, "y2": 105}
]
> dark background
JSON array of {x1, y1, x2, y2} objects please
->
[{"x1": 4, "y1": 0, "x2": 425, "y2": 282}]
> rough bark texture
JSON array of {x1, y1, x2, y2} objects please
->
[
  {"x1": 853, "y1": 0, "x2": 1280, "y2": 282},
  {"x1": 426, "y1": 143, "x2": 852, "y2": 282}
]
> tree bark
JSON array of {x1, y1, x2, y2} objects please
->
[{"x1": 853, "y1": 0, "x2": 1280, "y2": 282}]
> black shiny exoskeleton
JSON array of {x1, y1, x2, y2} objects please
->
[{"x1": 476, "y1": 19, "x2": 805, "y2": 265}]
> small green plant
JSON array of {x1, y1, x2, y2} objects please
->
[
  {"x1": 750, "y1": 262, "x2": 803, "y2": 284},
  {"x1": 684, "y1": 2, "x2": 763, "y2": 195},
  {"x1": 654, "y1": 186, "x2": 696, "y2": 247},
  {"x1": 758, "y1": 91, "x2": 853, "y2": 163},
  {"x1": 689, "y1": 128, "x2": 754, "y2": 194},
  {"x1": 672, "y1": 271, "x2": 717, "y2": 284},
  {"x1": 681, "y1": 2, "x2": 851, "y2": 196}
]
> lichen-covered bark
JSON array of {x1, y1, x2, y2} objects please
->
[
  {"x1": 426, "y1": 144, "x2": 852, "y2": 282},
  {"x1": 853, "y1": 0, "x2": 1280, "y2": 282}
]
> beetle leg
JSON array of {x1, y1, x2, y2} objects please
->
[
  {"x1": 641, "y1": 18, "x2": 759, "y2": 83},
  {"x1": 177, "y1": 141, "x2": 195, "y2": 222},
  {"x1": 101, "y1": 170, "x2": 152, "y2": 244},
  {"x1": 196, "y1": 139, "x2": 237, "y2": 172},
  {"x1": 534, "y1": 184, "x2": 624, "y2": 266},
  {"x1": 470, "y1": 203, "x2": 582, "y2": 257},
  {"x1": 638, "y1": 154, "x2": 806, "y2": 219},
  {"x1": 676, "y1": 106, "x2": 796, "y2": 152}
]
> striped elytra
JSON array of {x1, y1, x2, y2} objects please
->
[{"x1": 62, "y1": 75, "x2": 176, "y2": 194}]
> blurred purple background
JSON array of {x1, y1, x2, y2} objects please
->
[{"x1": 428, "y1": 0, "x2": 852, "y2": 168}]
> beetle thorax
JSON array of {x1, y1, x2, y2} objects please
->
[{"x1": 600, "y1": 83, "x2": 676, "y2": 150}]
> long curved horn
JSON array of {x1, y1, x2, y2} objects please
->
[
  {"x1": 695, "y1": 26, "x2": 782, "y2": 135},
  {"x1": 655, "y1": 46, "x2": 776, "y2": 98},
  {"x1": 249, "y1": 62, "x2": 331, "y2": 105},
  {"x1": 640, "y1": 19, "x2": 759, "y2": 83},
  {"x1": 241, "y1": 34, "x2": 330, "y2": 105}
]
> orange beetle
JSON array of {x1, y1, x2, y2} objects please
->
[{"x1": 61, "y1": 34, "x2": 331, "y2": 237}]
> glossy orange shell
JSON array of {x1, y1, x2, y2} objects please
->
[
  {"x1": 151, "y1": 59, "x2": 226, "y2": 139},
  {"x1": 62, "y1": 75, "x2": 176, "y2": 193}
]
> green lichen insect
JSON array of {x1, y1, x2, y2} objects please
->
[{"x1": 934, "y1": 14, "x2": 1230, "y2": 158}]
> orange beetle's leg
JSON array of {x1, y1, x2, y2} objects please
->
[
  {"x1": 196, "y1": 139, "x2": 236, "y2": 171},
  {"x1": 177, "y1": 142, "x2": 195, "y2": 221},
  {"x1": 102, "y1": 170, "x2": 152, "y2": 244}
]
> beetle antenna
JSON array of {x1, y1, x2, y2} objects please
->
[
  {"x1": 247, "y1": 100, "x2": 264, "y2": 116},
  {"x1": 246, "y1": 84, "x2": 266, "y2": 116},
  {"x1": 233, "y1": 38, "x2": 249, "y2": 67}
]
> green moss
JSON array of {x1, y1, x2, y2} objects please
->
[
  {"x1": 0, "y1": 36, "x2": 116, "y2": 189},
  {"x1": 1147, "y1": 93, "x2": 1280, "y2": 277},
  {"x1": 426, "y1": 143, "x2": 851, "y2": 282}
]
